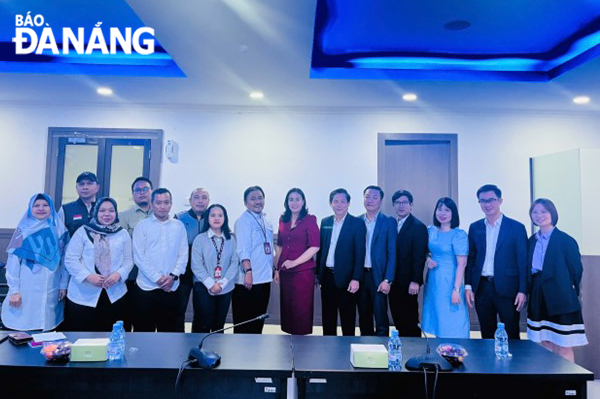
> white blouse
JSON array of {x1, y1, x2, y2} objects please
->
[
  {"x1": 64, "y1": 227, "x2": 133, "y2": 307},
  {"x1": 1, "y1": 254, "x2": 69, "y2": 331}
]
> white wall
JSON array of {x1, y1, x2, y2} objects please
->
[
  {"x1": 531, "y1": 149, "x2": 583, "y2": 249},
  {"x1": 579, "y1": 149, "x2": 600, "y2": 255},
  {"x1": 2, "y1": 104, "x2": 600, "y2": 254}
]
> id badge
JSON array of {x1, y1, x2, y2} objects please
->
[{"x1": 264, "y1": 242, "x2": 272, "y2": 255}]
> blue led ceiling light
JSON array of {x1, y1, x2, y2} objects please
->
[
  {"x1": 0, "y1": 0, "x2": 185, "y2": 77},
  {"x1": 311, "y1": 0, "x2": 600, "y2": 81}
]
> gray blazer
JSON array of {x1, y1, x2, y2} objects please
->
[{"x1": 191, "y1": 231, "x2": 239, "y2": 295}]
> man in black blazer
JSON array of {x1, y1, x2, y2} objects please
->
[
  {"x1": 465, "y1": 184, "x2": 528, "y2": 339},
  {"x1": 317, "y1": 188, "x2": 366, "y2": 336},
  {"x1": 388, "y1": 190, "x2": 428, "y2": 337}
]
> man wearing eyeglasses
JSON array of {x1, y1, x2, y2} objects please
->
[
  {"x1": 118, "y1": 176, "x2": 153, "y2": 331},
  {"x1": 388, "y1": 190, "x2": 428, "y2": 337},
  {"x1": 119, "y1": 177, "x2": 154, "y2": 236},
  {"x1": 465, "y1": 184, "x2": 528, "y2": 339}
]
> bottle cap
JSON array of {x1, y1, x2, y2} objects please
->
[
  {"x1": 391, "y1": 330, "x2": 399, "y2": 337},
  {"x1": 497, "y1": 322, "x2": 505, "y2": 328}
]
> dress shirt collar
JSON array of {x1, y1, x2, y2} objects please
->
[
  {"x1": 364, "y1": 211, "x2": 380, "y2": 223},
  {"x1": 135, "y1": 204, "x2": 152, "y2": 214},
  {"x1": 150, "y1": 214, "x2": 171, "y2": 223},
  {"x1": 207, "y1": 229, "x2": 223, "y2": 239},
  {"x1": 484, "y1": 213, "x2": 503, "y2": 228},
  {"x1": 536, "y1": 227, "x2": 554, "y2": 241},
  {"x1": 333, "y1": 214, "x2": 347, "y2": 225}
]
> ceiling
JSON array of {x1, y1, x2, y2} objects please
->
[
  {"x1": 311, "y1": 0, "x2": 600, "y2": 80},
  {"x1": 0, "y1": 0, "x2": 600, "y2": 112}
]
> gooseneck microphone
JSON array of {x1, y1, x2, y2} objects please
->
[
  {"x1": 188, "y1": 314, "x2": 269, "y2": 369},
  {"x1": 404, "y1": 323, "x2": 452, "y2": 371},
  {"x1": 421, "y1": 323, "x2": 431, "y2": 354}
]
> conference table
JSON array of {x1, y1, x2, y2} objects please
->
[
  {"x1": 0, "y1": 332, "x2": 594, "y2": 399},
  {"x1": 292, "y1": 335, "x2": 594, "y2": 399},
  {"x1": 0, "y1": 332, "x2": 292, "y2": 399}
]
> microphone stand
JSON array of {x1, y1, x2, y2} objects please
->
[
  {"x1": 188, "y1": 314, "x2": 269, "y2": 369},
  {"x1": 405, "y1": 323, "x2": 452, "y2": 371}
]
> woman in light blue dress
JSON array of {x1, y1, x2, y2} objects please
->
[{"x1": 422, "y1": 197, "x2": 469, "y2": 338}]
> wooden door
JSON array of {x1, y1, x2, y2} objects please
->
[{"x1": 378, "y1": 133, "x2": 458, "y2": 222}]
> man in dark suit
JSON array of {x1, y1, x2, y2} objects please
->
[
  {"x1": 358, "y1": 186, "x2": 396, "y2": 336},
  {"x1": 388, "y1": 190, "x2": 428, "y2": 337},
  {"x1": 317, "y1": 188, "x2": 366, "y2": 336},
  {"x1": 465, "y1": 184, "x2": 528, "y2": 339}
]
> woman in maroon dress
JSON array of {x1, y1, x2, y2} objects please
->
[{"x1": 274, "y1": 188, "x2": 320, "y2": 335}]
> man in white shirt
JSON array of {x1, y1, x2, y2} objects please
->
[
  {"x1": 465, "y1": 184, "x2": 528, "y2": 339},
  {"x1": 132, "y1": 188, "x2": 188, "y2": 332},
  {"x1": 388, "y1": 190, "x2": 428, "y2": 336},
  {"x1": 232, "y1": 186, "x2": 274, "y2": 334},
  {"x1": 316, "y1": 188, "x2": 366, "y2": 336}
]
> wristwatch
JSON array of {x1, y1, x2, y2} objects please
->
[
  {"x1": 243, "y1": 267, "x2": 253, "y2": 274},
  {"x1": 383, "y1": 279, "x2": 391, "y2": 285},
  {"x1": 169, "y1": 273, "x2": 179, "y2": 281}
]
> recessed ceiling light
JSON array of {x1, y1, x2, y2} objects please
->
[
  {"x1": 402, "y1": 93, "x2": 418, "y2": 102},
  {"x1": 249, "y1": 91, "x2": 264, "y2": 99},
  {"x1": 573, "y1": 96, "x2": 590, "y2": 104},
  {"x1": 97, "y1": 87, "x2": 113, "y2": 96}
]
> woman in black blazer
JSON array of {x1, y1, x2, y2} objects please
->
[{"x1": 526, "y1": 198, "x2": 587, "y2": 362}]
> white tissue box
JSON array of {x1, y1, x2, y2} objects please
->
[
  {"x1": 350, "y1": 344, "x2": 388, "y2": 368},
  {"x1": 71, "y1": 338, "x2": 110, "y2": 362}
]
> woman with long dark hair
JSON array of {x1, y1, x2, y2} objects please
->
[
  {"x1": 421, "y1": 197, "x2": 469, "y2": 338},
  {"x1": 527, "y1": 198, "x2": 587, "y2": 362},
  {"x1": 274, "y1": 188, "x2": 320, "y2": 335},
  {"x1": 1, "y1": 193, "x2": 69, "y2": 331},
  {"x1": 64, "y1": 197, "x2": 133, "y2": 331},
  {"x1": 191, "y1": 204, "x2": 239, "y2": 333}
]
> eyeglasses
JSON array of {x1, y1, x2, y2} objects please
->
[
  {"x1": 133, "y1": 187, "x2": 151, "y2": 194},
  {"x1": 478, "y1": 198, "x2": 498, "y2": 204},
  {"x1": 394, "y1": 201, "x2": 411, "y2": 206}
]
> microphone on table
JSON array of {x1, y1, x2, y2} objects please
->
[
  {"x1": 188, "y1": 314, "x2": 269, "y2": 369},
  {"x1": 405, "y1": 323, "x2": 452, "y2": 371}
]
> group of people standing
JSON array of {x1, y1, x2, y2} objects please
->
[{"x1": 1, "y1": 172, "x2": 587, "y2": 362}]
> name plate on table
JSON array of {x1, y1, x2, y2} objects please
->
[
  {"x1": 71, "y1": 338, "x2": 109, "y2": 362},
  {"x1": 350, "y1": 344, "x2": 388, "y2": 369}
]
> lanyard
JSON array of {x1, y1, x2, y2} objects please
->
[
  {"x1": 246, "y1": 211, "x2": 268, "y2": 242},
  {"x1": 210, "y1": 236, "x2": 225, "y2": 266}
]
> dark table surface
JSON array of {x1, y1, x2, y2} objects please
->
[
  {"x1": 0, "y1": 332, "x2": 293, "y2": 377},
  {"x1": 291, "y1": 335, "x2": 594, "y2": 380}
]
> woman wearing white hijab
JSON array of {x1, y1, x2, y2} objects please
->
[
  {"x1": 64, "y1": 197, "x2": 133, "y2": 332},
  {"x1": 1, "y1": 193, "x2": 70, "y2": 331}
]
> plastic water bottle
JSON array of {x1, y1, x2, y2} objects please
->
[
  {"x1": 116, "y1": 320, "x2": 126, "y2": 358},
  {"x1": 494, "y1": 322, "x2": 512, "y2": 359},
  {"x1": 107, "y1": 323, "x2": 123, "y2": 361},
  {"x1": 388, "y1": 329, "x2": 402, "y2": 370}
]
